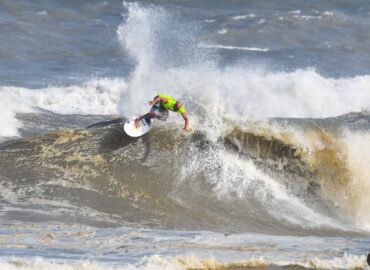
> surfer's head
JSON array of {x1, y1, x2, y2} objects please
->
[{"x1": 174, "y1": 101, "x2": 182, "y2": 111}]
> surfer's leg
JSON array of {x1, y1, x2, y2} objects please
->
[
  {"x1": 134, "y1": 112, "x2": 156, "y2": 128},
  {"x1": 134, "y1": 105, "x2": 163, "y2": 128},
  {"x1": 156, "y1": 107, "x2": 169, "y2": 121}
]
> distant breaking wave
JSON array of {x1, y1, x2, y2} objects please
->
[
  {"x1": 232, "y1": 13, "x2": 256, "y2": 20},
  {"x1": 199, "y1": 43, "x2": 270, "y2": 52}
]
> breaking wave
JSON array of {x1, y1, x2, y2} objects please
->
[
  {"x1": 1, "y1": 112, "x2": 370, "y2": 234},
  {"x1": 0, "y1": 1, "x2": 370, "y2": 237}
]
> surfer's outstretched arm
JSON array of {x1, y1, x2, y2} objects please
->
[
  {"x1": 149, "y1": 97, "x2": 168, "y2": 105},
  {"x1": 181, "y1": 112, "x2": 190, "y2": 131}
]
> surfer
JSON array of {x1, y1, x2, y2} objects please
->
[{"x1": 134, "y1": 94, "x2": 190, "y2": 131}]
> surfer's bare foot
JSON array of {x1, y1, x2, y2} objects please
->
[{"x1": 134, "y1": 119, "x2": 141, "y2": 128}]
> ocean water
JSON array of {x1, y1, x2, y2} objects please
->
[{"x1": 0, "y1": 0, "x2": 370, "y2": 269}]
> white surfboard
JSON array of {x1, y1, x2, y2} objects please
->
[{"x1": 124, "y1": 117, "x2": 153, "y2": 137}]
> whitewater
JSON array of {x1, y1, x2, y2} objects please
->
[{"x1": 0, "y1": 0, "x2": 369, "y2": 269}]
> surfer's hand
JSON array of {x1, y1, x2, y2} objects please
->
[{"x1": 149, "y1": 98, "x2": 160, "y2": 105}]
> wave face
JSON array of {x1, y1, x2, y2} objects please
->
[{"x1": 1, "y1": 112, "x2": 370, "y2": 235}]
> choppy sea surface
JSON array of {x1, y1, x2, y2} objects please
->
[{"x1": 0, "y1": 0, "x2": 370, "y2": 269}]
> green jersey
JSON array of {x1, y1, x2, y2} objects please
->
[{"x1": 159, "y1": 94, "x2": 186, "y2": 114}]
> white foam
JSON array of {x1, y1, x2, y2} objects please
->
[
  {"x1": 232, "y1": 15, "x2": 246, "y2": 20},
  {"x1": 0, "y1": 78, "x2": 126, "y2": 137},
  {"x1": 0, "y1": 253, "x2": 367, "y2": 270},
  {"x1": 340, "y1": 130, "x2": 370, "y2": 230},
  {"x1": 323, "y1": 11, "x2": 334, "y2": 16},
  {"x1": 217, "y1": 28, "x2": 228, "y2": 35},
  {"x1": 293, "y1": 14, "x2": 321, "y2": 20},
  {"x1": 37, "y1": 10, "x2": 48, "y2": 16},
  {"x1": 116, "y1": 3, "x2": 370, "y2": 135},
  {"x1": 179, "y1": 144, "x2": 345, "y2": 229},
  {"x1": 231, "y1": 14, "x2": 256, "y2": 20},
  {"x1": 199, "y1": 43, "x2": 269, "y2": 52},
  {"x1": 300, "y1": 253, "x2": 368, "y2": 269},
  {"x1": 117, "y1": 3, "x2": 166, "y2": 118}
]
